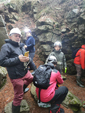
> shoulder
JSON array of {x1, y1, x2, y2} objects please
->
[
  {"x1": 60, "y1": 51, "x2": 64, "y2": 54},
  {"x1": 50, "y1": 52, "x2": 55, "y2": 56},
  {"x1": 52, "y1": 69, "x2": 58, "y2": 73},
  {"x1": 1, "y1": 43, "x2": 11, "y2": 48}
]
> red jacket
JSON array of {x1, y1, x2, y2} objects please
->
[
  {"x1": 36, "y1": 70, "x2": 63, "y2": 102},
  {"x1": 74, "y1": 45, "x2": 85, "y2": 69}
]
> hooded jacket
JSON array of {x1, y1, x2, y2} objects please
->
[
  {"x1": 25, "y1": 36, "x2": 35, "y2": 53},
  {"x1": 74, "y1": 45, "x2": 85, "y2": 69},
  {"x1": 45, "y1": 49, "x2": 67, "y2": 70},
  {"x1": 36, "y1": 65, "x2": 63, "y2": 102},
  {"x1": 0, "y1": 39, "x2": 34, "y2": 79}
]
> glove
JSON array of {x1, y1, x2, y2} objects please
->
[{"x1": 65, "y1": 67, "x2": 67, "y2": 73}]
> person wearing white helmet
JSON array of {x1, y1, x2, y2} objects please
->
[
  {"x1": 0, "y1": 27, "x2": 36, "y2": 113},
  {"x1": 46, "y1": 41, "x2": 67, "y2": 74},
  {"x1": 24, "y1": 27, "x2": 35, "y2": 60},
  {"x1": 36, "y1": 55, "x2": 68, "y2": 113}
]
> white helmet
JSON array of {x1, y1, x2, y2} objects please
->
[
  {"x1": 24, "y1": 27, "x2": 31, "y2": 33},
  {"x1": 54, "y1": 41, "x2": 62, "y2": 48},
  {"x1": 9, "y1": 28, "x2": 22, "y2": 36},
  {"x1": 48, "y1": 56, "x2": 57, "y2": 64}
]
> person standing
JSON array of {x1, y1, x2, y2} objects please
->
[
  {"x1": 0, "y1": 28, "x2": 36, "y2": 113},
  {"x1": 24, "y1": 28, "x2": 35, "y2": 60},
  {"x1": 45, "y1": 41, "x2": 67, "y2": 74},
  {"x1": 74, "y1": 45, "x2": 85, "y2": 88}
]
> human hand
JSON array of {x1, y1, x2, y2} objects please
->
[
  {"x1": 24, "y1": 45, "x2": 27, "y2": 48},
  {"x1": 18, "y1": 54, "x2": 29, "y2": 62}
]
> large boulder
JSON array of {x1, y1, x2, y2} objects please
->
[
  {"x1": 4, "y1": 99, "x2": 30, "y2": 113},
  {"x1": 0, "y1": 66, "x2": 7, "y2": 88}
]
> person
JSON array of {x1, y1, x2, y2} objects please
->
[
  {"x1": 74, "y1": 45, "x2": 85, "y2": 88},
  {"x1": 36, "y1": 56, "x2": 68, "y2": 113},
  {"x1": 45, "y1": 41, "x2": 67, "y2": 74},
  {"x1": 0, "y1": 28, "x2": 36, "y2": 113},
  {"x1": 24, "y1": 27, "x2": 35, "y2": 60}
]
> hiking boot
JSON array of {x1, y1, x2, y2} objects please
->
[
  {"x1": 49, "y1": 104, "x2": 64, "y2": 113},
  {"x1": 76, "y1": 76, "x2": 84, "y2": 88},
  {"x1": 23, "y1": 84, "x2": 29, "y2": 93},
  {"x1": 76, "y1": 80, "x2": 84, "y2": 88},
  {"x1": 12, "y1": 103, "x2": 20, "y2": 113}
]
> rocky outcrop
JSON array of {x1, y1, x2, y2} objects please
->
[
  {"x1": 0, "y1": 15, "x2": 8, "y2": 48},
  {"x1": 4, "y1": 99, "x2": 29, "y2": 113},
  {"x1": 0, "y1": 66, "x2": 7, "y2": 88},
  {"x1": 30, "y1": 0, "x2": 85, "y2": 75}
]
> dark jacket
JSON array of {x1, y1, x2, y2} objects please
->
[
  {"x1": 0, "y1": 39, "x2": 35, "y2": 79},
  {"x1": 25, "y1": 36, "x2": 35, "y2": 53},
  {"x1": 45, "y1": 49, "x2": 67, "y2": 71}
]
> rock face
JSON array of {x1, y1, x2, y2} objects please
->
[
  {"x1": 30, "y1": 0, "x2": 85, "y2": 75},
  {"x1": 0, "y1": 66, "x2": 7, "y2": 88},
  {"x1": 0, "y1": 15, "x2": 8, "y2": 48}
]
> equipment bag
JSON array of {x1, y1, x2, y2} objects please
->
[{"x1": 33, "y1": 63, "x2": 54, "y2": 89}]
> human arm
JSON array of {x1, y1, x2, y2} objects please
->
[
  {"x1": 55, "y1": 71, "x2": 64, "y2": 84},
  {"x1": 63, "y1": 54, "x2": 67, "y2": 73},
  {"x1": 0, "y1": 44, "x2": 29, "y2": 67},
  {"x1": 28, "y1": 57, "x2": 37, "y2": 71}
]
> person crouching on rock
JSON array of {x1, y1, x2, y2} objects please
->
[{"x1": 36, "y1": 56, "x2": 68, "y2": 113}]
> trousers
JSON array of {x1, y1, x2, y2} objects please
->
[
  {"x1": 10, "y1": 70, "x2": 33, "y2": 106},
  {"x1": 48, "y1": 86, "x2": 68, "y2": 104}
]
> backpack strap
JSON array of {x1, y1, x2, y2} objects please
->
[{"x1": 39, "y1": 88, "x2": 41, "y2": 103}]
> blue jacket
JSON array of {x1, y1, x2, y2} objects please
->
[
  {"x1": 0, "y1": 39, "x2": 36, "y2": 79},
  {"x1": 25, "y1": 36, "x2": 35, "y2": 53}
]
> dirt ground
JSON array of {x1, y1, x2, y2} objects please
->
[{"x1": 0, "y1": 54, "x2": 85, "y2": 113}]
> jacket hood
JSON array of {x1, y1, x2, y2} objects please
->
[
  {"x1": 5, "y1": 39, "x2": 24, "y2": 48},
  {"x1": 5, "y1": 39, "x2": 19, "y2": 46},
  {"x1": 54, "y1": 49, "x2": 61, "y2": 53},
  {"x1": 81, "y1": 45, "x2": 85, "y2": 49},
  {"x1": 45, "y1": 62, "x2": 54, "y2": 69}
]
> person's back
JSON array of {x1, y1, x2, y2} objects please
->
[
  {"x1": 74, "y1": 45, "x2": 85, "y2": 87},
  {"x1": 74, "y1": 45, "x2": 85, "y2": 69},
  {"x1": 36, "y1": 56, "x2": 68, "y2": 113},
  {"x1": 36, "y1": 68, "x2": 63, "y2": 102}
]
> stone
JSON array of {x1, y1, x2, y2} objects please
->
[{"x1": 4, "y1": 100, "x2": 30, "y2": 113}]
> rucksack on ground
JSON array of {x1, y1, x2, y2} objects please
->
[{"x1": 33, "y1": 63, "x2": 54, "y2": 89}]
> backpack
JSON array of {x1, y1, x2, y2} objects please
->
[
  {"x1": 33, "y1": 63, "x2": 54, "y2": 89},
  {"x1": 72, "y1": 48, "x2": 80, "y2": 59}
]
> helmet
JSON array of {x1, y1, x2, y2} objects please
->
[
  {"x1": 48, "y1": 56, "x2": 57, "y2": 64},
  {"x1": 24, "y1": 27, "x2": 31, "y2": 33},
  {"x1": 9, "y1": 28, "x2": 22, "y2": 36},
  {"x1": 54, "y1": 41, "x2": 62, "y2": 48}
]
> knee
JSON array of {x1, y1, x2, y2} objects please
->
[{"x1": 63, "y1": 86, "x2": 68, "y2": 95}]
